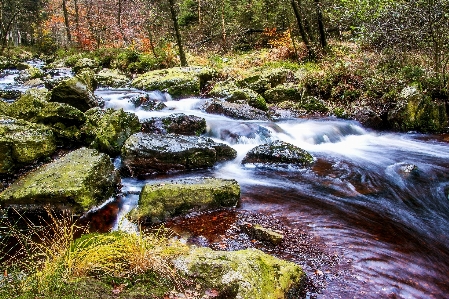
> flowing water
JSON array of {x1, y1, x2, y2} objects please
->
[
  {"x1": 97, "y1": 88, "x2": 449, "y2": 299},
  {"x1": 1, "y1": 63, "x2": 449, "y2": 298}
]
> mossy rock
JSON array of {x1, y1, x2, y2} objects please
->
[
  {"x1": 131, "y1": 67, "x2": 216, "y2": 97},
  {"x1": 387, "y1": 86, "x2": 448, "y2": 133},
  {"x1": 173, "y1": 247, "x2": 305, "y2": 299},
  {"x1": 141, "y1": 113, "x2": 206, "y2": 136},
  {"x1": 50, "y1": 77, "x2": 102, "y2": 112},
  {"x1": 0, "y1": 147, "x2": 119, "y2": 212},
  {"x1": 242, "y1": 140, "x2": 314, "y2": 168},
  {"x1": 135, "y1": 177, "x2": 240, "y2": 223},
  {"x1": 209, "y1": 81, "x2": 268, "y2": 111},
  {"x1": 237, "y1": 68, "x2": 290, "y2": 94},
  {"x1": 6, "y1": 88, "x2": 50, "y2": 120},
  {"x1": 264, "y1": 83, "x2": 303, "y2": 104},
  {"x1": 204, "y1": 99, "x2": 270, "y2": 121},
  {"x1": 73, "y1": 58, "x2": 100, "y2": 73},
  {"x1": 0, "y1": 116, "x2": 57, "y2": 173},
  {"x1": 83, "y1": 107, "x2": 141, "y2": 156},
  {"x1": 95, "y1": 68, "x2": 130, "y2": 88},
  {"x1": 0, "y1": 99, "x2": 9, "y2": 115},
  {"x1": 76, "y1": 68, "x2": 98, "y2": 91},
  {"x1": 121, "y1": 132, "x2": 237, "y2": 176}
]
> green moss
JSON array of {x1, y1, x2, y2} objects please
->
[
  {"x1": 210, "y1": 81, "x2": 268, "y2": 111},
  {"x1": 264, "y1": 83, "x2": 302, "y2": 104},
  {"x1": 7, "y1": 88, "x2": 50, "y2": 120},
  {"x1": 175, "y1": 247, "x2": 305, "y2": 299},
  {"x1": 136, "y1": 178, "x2": 240, "y2": 223},
  {"x1": 0, "y1": 147, "x2": 117, "y2": 211}
]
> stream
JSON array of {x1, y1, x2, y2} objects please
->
[{"x1": 2, "y1": 65, "x2": 449, "y2": 298}]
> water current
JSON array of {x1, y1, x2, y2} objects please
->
[{"x1": 2, "y1": 65, "x2": 449, "y2": 298}]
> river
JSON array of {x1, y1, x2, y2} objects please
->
[{"x1": 2, "y1": 66, "x2": 449, "y2": 298}]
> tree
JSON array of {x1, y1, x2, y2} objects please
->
[{"x1": 168, "y1": 0, "x2": 188, "y2": 66}]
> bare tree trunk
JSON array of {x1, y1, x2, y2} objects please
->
[
  {"x1": 221, "y1": 2, "x2": 227, "y2": 47},
  {"x1": 62, "y1": 0, "x2": 71, "y2": 44},
  {"x1": 198, "y1": 0, "x2": 202, "y2": 25},
  {"x1": 168, "y1": 0, "x2": 188, "y2": 66},
  {"x1": 74, "y1": 0, "x2": 80, "y2": 36},
  {"x1": 118, "y1": 0, "x2": 122, "y2": 27},
  {"x1": 315, "y1": 0, "x2": 327, "y2": 48},
  {"x1": 290, "y1": 0, "x2": 312, "y2": 55}
]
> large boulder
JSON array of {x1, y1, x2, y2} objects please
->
[
  {"x1": 135, "y1": 177, "x2": 240, "y2": 223},
  {"x1": 242, "y1": 140, "x2": 314, "y2": 167},
  {"x1": 6, "y1": 88, "x2": 50, "y2": 120},
  {"x1": 83, "y1": 107, "x2": 141, "y2": 156},
  {"x1": 387, "y1": 86, "x2": 448, "y2": 133},
  {"x1": 263, "y1": 83, "x2": 302, "y2": 104},
  {"x1": 72, "y1": 58, "x2": 100, "y2": 74},
  {"x1": 0, "y1": 116, "x2": 57, "y2": 173},
  {"x1": 121, "y1": 132, "x2": 237, "y2": 176},
  {"x1": 95, "y1": 68, "x2": 130, "y2": 88},
  {"x1": 173, "y1": 247, "x2": 305, "y2": 299},
  {"x1": 209, "y1": 81, "x2": 268, "y2": 111},
  {"x1": 49, "y1": 77, "x2": 103, "y2": 112},
  {"x1": 204, "y1": 99, "x2": 270, "y2": 121},
  {"x1": 237, "y1": 68, "x2": 290, "y2": 94},
  {"x1": 132, "y1": 66, "x2": 216, "y2": 97},
  {"x1": 0, "y1": 147, "x2": 119, "y2": 212},
  {"x1": 141, "y1": 113, "x2": 206, "y2": 136}
]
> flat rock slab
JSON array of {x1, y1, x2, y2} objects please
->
[
  {"x1": 173, "y1": 247, "x2": 305, "y2": 299},
  {"x1": 0, "y1": 147, "x2": 118, "y2": 212},
  {"x1": 121, "y1": 132, "x2": 237, "y2": 176},
  {"x1": 135, "y1": 177, "x2": 240, "y2": 223}
]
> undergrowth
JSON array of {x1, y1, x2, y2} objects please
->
[{"x1": 0, "y1": 209, "x2": 188, "y2": 299}]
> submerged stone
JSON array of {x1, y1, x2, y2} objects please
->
[
  {"x1": 0, "y1": 147, "x2": 118, "y2": 212},
  {"x1": 173, "y1": 247, "x2": 305, "y2": 299},
  {"x1": 135, "y1": 177, "x2": 240, "y2": 223},
  {"x1": 121, "y1": 132, "x2": 237, "y2": 176},
  {"x1": 0, "y1": 116, "x2": 56, "y2": 173},
  {"x1": 241, "y1": 223, "x2": 284, "y2": 245},
  {"x1": 242, "y1": 140, "x2": 314, "y2": 167}
]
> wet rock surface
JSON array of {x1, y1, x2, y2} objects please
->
[
  {"x1": 209, "y1": 81, "x2": 268, "y2": 111},
  {"x1": 204, "y1": 99, "x2": 270, "y2": 121},
  {"x1": 121, "y1": 132, "x2": 237, "y2": 176},
  {"x1": 0, "y1": 147, "x2": 119, "y2": 212},
  {"x1": 135, "y1": 177, "x2": 240, "y2": 223},
  {"x1": 141, "y1": 113, "x2": 206, "y2": 136},
  {"x1": 242, "y1": 140, "x2": 314, "y2": 167}
]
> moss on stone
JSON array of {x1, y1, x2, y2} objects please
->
[
  {"x1": 173, "y1": 247, "x2": 305, "y2": 299},
  {"x1": 237, "y1": 68, "x2": 290, "y2": 94},
  {"x1": 264, "y1": 83, "x2": 302, "y2": 104},
  {"x1": 7, "y1": 88, "x2": 50, "y2": 120},
  {"x1": 135, "y1": 178, "x2": 240, "y2": 223},
  {"x1": 83, "y1": 108, "x2": 141, "y2": 156},
  {"x1": 209, "y1": 81, "x2": 268, "y2": 111},
  {"x1": 0, "y1": 147, "x2": 118, "y2": 211},
  {"x1": 0, "y1": 116, "x2": 56, "y2": 172},
  {"x1": 95, "y1": 68, "x2": 130, "y2": 88}
]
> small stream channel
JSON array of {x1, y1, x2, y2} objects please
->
[{"x1": 2, "y1": 63, "x2": 449, "y2": 298}]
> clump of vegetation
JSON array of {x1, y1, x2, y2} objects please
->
[{"x1": 0, "y1": 210, "x2": 188, "y2": 298}]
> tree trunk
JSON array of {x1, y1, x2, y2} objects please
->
[
  {"x1": 290, "y1": 0, "x2": 312, "y2": 55},
  {"x1": 118, "y1": 0, "x2": 122, "y2": 27},
  {"x1": 315, "y1": 0, "x2": 327, "y2": 48},
  {"x1": 62, "y1": 0, "x2": 72, "y2": 43},
  {"x1": 168, "y1": 0, "x2": 188, "y2": 66}
]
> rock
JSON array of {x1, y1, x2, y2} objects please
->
[
  {"x1": 132, "y1": 66, "x2": 216, "y2": 97},
  {"x1": 0, "y1": 116, "x2": 56, "y2": 173},
  {"x1": 49, "y1": 77, "x2": 103, "y2": 112},
  {"x1": 0, "y1": 147, "x2": 119, "y2": 212},
  {"x1": 387, "y1": 86, "x2": 448, "y2": 133},
  {"x1": 241, "y1": 223, "x2": 284, "y2": 245},
  {"x1": 16, "y1": 66, "x2": 44, "y2": 83},
  {"x1": 130, "y1": 91, "x2": 169, "y2": 111},
  {"x1": 0, "y1": 90, "x2": 22, "y2": 101},
  {"x1": 209, "y1": 81, "x2": 268, "y2": 111},
  {"x1": 73, "y1": 58, "x2": 100, "y2": 73},
  {"x1": 0, "y1": 99, "x2": 8, "y2": 115},
  {"x1": 121, "y1": 132, "x2": 237, "y2": 176},
  {"x1": 6, "y1": 88, "x2": 49, "y2": 120},
  {"x1": 238, "y1": 68, "x2": 290, "y2": 94},
  {"x1": 242, "y1": 140, "x2": 314, "y2": 167},
  {"x1": 263, "y1": 83, "x2": 302, "y2": 104},
  {"x1": 83, "y1": 108, "x2": 141, "y2": 156},
  {"x1": 75, "y1": 68, "x2": 98, "y2": 91},
  {"x1": 173, "y1": 247, "x2": 305, "y2": 299},
  {"x1": 135, "y1": 177, "x2": 240, "y2": 223},
  {"x1": 141, "y1": 113, "x2": 206, "y2": 136},
  {"x1": 95, "y1": 68, "x2": 130, "y2": 88},
  {"x1": 218, "y1": 123, "x2": 272, "y2": 144},
  {"x1": 204, "y1": 99, "x2": 270, "y2": 121}
]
